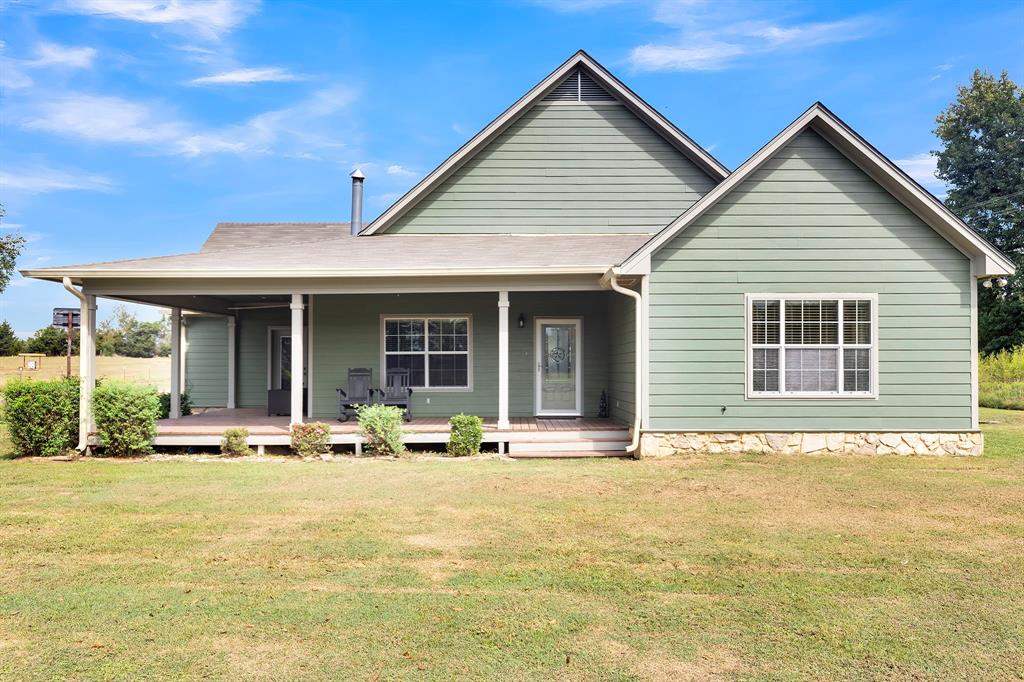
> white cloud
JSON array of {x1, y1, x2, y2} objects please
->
[
  {"x1": 21, "y1": 93, "x2": 189, "y2": 145},
  {"x1": 61, "y1": 0, "x2": 258, "y2": 39},
  {"x1": 189, "y1": 67, "x2": 303, "y2": 85},
  {"x1": 28, "y1": 42, "x2": 97, "y2": 68},
  {"x1": 386, "y1": 164, "x2": 416, "y2": 178},
  {"x1": 630, "y1": 41, "x2": 746, "y2": 72},
  {"x1": 622, "y1": 2, "x2": 881, "y2": 72},
  {"x1": 895, "y1": 153, "x2": 944, "y2": 191},
  {"x1": 0, "y1": 165, "x2": 116, "y2": 194},
  {"x1": 17, "y1": 83, "x2": 357, "y2": 158}
]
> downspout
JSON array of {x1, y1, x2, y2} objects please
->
[
  {"x1": 62, "y1": 277, "x2": 90, "y2": 452},
  {"x1": 606, "y1": 268, "x2": 643, "y2": 456}
]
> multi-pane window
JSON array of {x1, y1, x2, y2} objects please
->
[
  {"x1": 383, "y1": 317, "x2": 470, "y2": 389},
  {"x1": 748, "y1": 296, "x2": 875, "y2": 397}
]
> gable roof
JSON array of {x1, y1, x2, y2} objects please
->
[
  {"x1": 617, "y1": 102, "x2": 1015, "y2": 278},
  {"x1": 359, "y1": 50, "x2": 729, "y2": 236}
]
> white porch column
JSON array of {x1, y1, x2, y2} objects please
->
[
  {"x1": 169, "y1": 307, "x2": 182, "y2": 419},
  {"x1": 497, "y1": 290, "x2": 510, "y2": 430},
  {"x1": 81, "y1": 294, "x2": 97, "y2": 441},
  {"x1": 290, "y1": 294, "x2": 305, "y2": 425},
  {"x1": 226, "y1": 316, "x2": 237, "y2": 409}
]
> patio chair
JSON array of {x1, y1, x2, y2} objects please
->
[
  {"x1": 336, "y1": 367, "x2": 375, "y2": 422},
  {"x1": 378, "y1": 367, "x2": 414, "y2": 422}
]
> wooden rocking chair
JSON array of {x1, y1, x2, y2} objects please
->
[
  {"x1": 378, "y1": 367, "x2": 414, "y2": 422},
  {"x1": 336, "y1": 367, "x2": 374, "y2": 422}
]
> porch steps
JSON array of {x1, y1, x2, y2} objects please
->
[{"x1": 508, "y1": 436, "x2": 631, "y2": 458}]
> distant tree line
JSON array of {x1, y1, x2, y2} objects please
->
[{"x1": 0, "y1": 306, "x2": 172, "y2": 358}]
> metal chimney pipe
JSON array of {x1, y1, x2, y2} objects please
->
[{"x1": 350, "y1": 168, "x2": 365, "y2": 235}]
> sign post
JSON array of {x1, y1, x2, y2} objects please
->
[{"x1": 52, "y1": 308, "x2": 81, "y2": 379}]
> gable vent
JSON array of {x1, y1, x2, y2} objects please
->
[{"x1": 543, "y1": 69, "x2": 618, "y2": 103}]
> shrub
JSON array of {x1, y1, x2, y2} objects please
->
[
  {"x1": 93, "y1": 382, "x2": 161, "y2": 457},
  {"x1": 220, "y1": 427, "x2": 251, "y2": 456},
  {"x1": 355, "y1": 404, "x2": 405, "y2": 456},
  {"x1": 290, "y1": 422, "x2": 331, "y2": 456},
  {"x1": 1, "y1": 377, "x2": 79, "y2": 457},
  {"x1": 447, "y1": 413, "x2": 484, "y2": 456},
  {"x1": 158, "y1": 392, "x2": 193, "y2": 419},
  {"x1": 980, "y1": 347, "x2": 1024, "y2": 410}
]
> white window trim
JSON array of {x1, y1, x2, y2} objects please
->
[
  {"x1": 744, "y1": 293, "x2": 879, "y2": 400},
  {"x1": 379, "y1": 314, "x2": 473, "y2": 393}
]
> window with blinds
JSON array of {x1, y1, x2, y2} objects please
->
[{"x1": 747, "y1": 295, "x2": 877, "y2": 398}]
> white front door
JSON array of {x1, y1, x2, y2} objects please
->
[{"x1": 534, "y1": 318, "x2": 582, "y2": 416}]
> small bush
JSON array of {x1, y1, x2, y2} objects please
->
[
  {"x1": 1, "y1": 377, "x2": 79, "y2": 457},
  {"x1": 93, "y1": 382, "x2": 161, "y2": 457},
  {"x1": 290, "y1": 421, "x2": 331, "y2": 456},
  {"x1": 158, "y1": 392, "x2": 193, "y2": 419},
  {"x1": 980, "y1": 347, "x2": 1024, "y2": 410},
  {"x1": 355, "y1": 404, "x2": 405, "y2": 456},
  {"x1": 220, "y1": 427, "x2": 251, "y2": 456},
  {"x1": 447, "y1": 413, "x2": 484, "y2": 456}
]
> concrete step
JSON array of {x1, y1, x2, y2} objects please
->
[{"x1": 508, "y1": 439, "x2": 630, "y2": 453}]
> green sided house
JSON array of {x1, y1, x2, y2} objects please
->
[{"x1": 23, "y1": 51, "x2": 1015, "y2": 457}]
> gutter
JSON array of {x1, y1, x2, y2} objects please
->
[
  {"x1": 61, "y1": 277, "x2": 90, "y2": 453},
  {"x1": 603, "y1": 268, "x2": 643, "y2": 456}
]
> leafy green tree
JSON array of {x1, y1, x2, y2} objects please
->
[
  {"x1": 0, "y1": 321, "x2": 24, "y2": 355},
  {"x1": 0, "y1": 203, "x2": 26, "y2": 294},
  {"x1": 26, "y1": 325, "x2": 78, "y2": 356},
  {"x1": 934, "y1": 70, "x2": 1024, "y2": 354},
  {"x1": 96, "y1": 305, "x2": 172, "y2": 358}
]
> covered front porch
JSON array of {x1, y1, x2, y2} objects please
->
[
  {"x1": 77, "y1": 274, "x2": 644, "y2": 456},
  {"x1": 156, "y1": 408, "x2": 629, "y2": 456}
]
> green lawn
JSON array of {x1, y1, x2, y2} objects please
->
[{"x1": 1, "y1": 410, "x2": 1022, "y2": 680}]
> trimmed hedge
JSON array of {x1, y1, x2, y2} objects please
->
[
  {"x1": 1, "y1": 377, "x2": 79, "y2": 457},
  {"x1": 93, "y1": 382, "x2": 161, "y2": 457},
  {"x1": 447, "y1": 413, "x2": 483, "y2": 456},
  {"x1": 220, "y1": 427, "x2": 251, "y2": 456},
  {"x1": 290, "y1": 422, "x2": 331, "y2": 456},
  {"x1": 356, "y1": 404, "x2": 405, "y2": 456},
  {"x1": 158, "y1": 391, "x2": 193, "y2": 419}
]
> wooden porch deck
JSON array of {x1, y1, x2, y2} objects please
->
[{"x1": 155, "y1": 408, "x2": 631, "y2": 456}]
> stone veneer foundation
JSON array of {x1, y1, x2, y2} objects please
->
[{"x1": 639, "y1": 431, "x2": 983, "y2": 457}]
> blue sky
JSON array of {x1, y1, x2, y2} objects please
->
[{"x1": 1, "y1": 0, "x2": 1021, "y2": 337}]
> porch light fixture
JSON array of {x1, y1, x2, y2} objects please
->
[{"x1": 517, "y1": 313, "x2": 526, "y2": 329}]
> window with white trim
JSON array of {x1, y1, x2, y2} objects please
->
[
  {"x1": 748, "y1": 296, "x2": 875, "y2": 397},
  {"x1": 383, "y1": 317, "x2": 470, "y2": 389}
]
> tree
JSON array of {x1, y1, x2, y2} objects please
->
[
  {"x1": 0, "y1": 203, "x2": 26, "y2": 294},
  {"x1": 934, "y1": 70, "x2": 1024, "y2": 355},
  {"x1": 26, "y1": 325, "x2": 78, "y2": 356},
  {"x1": 95, "y1": 305, "x2": 171, "y2": 358},
  {"x1": 0, "y1": 321, "x2": 23, "y2": 356}
]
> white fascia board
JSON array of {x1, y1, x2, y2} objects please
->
[
  {"x1": 618, "y1": 103, "x2": 1016, "y2": 278},
  {"x1": 22, "y1": 265, "x2": 613, "y2": 281},
  {"x1": 359, "y1": 51, "x2": 727, "y2": 236}
]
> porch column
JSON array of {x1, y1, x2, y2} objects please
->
[
  {"x1": 169, "y1": 307, "x2": 182, "y2": 419},
  {"x1": 226, "y1": 316, "x2": 237, "y2": 409},
  {"x1": 81, "y1": 293, "x2": 97, "y2": 440},
  {"x1": 497, "y1": 290, "x2": 510, "y2": 430},
  {"x1": 290, "y1": 294, "x2": 305, "y2": 425}
]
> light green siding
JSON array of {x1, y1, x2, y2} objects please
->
[
  {"x1": 649, "y1": 129, "x2": 974, "y2": 432},
  {"x1": 184, "y1": 316, "x2": 227, "y2": 407},
  {"x1": 310, "y1": 292, "x2": 619, "y2": 420},
  {"x1": 608, "y1": 292, "x2": 636, "y2": 423},
  {"x1": 384, "y1": 103, "x2": 717, "y2": 234},
  {"x1": 237, "y1": 308, "x2": 289, "y2": 409}
]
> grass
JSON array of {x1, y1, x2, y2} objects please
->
[
  {"x1": 980, "y1": 346, "x2": 1024, "y2": 410},
  {"x1": 0, "y1": 355, "x2": 170, "y2": 391},
  {"x1": 0, "y1": 411, "x2": 1021, "y2": 680}
]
